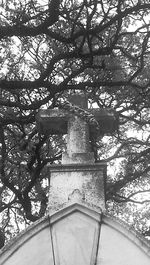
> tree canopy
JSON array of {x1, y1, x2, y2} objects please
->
[{"x1": 0, "y1": 0, "x2": 150, "y2": 242}]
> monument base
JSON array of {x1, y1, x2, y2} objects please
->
[{"x1": 48, "y1": 163, "x2": 106, "y2": 214}]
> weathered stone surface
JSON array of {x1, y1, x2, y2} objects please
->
[
  {"x1": 36, "y1": 95, "x2": 117, "y2": 213},
  {"x1": 36, "y1": 108, "x2": 118, "y2": 136},
  {"x1": 36, "y1": 109, "x2": 69, "y2": 135},
  {"x1": 67, "y1": 115, "x2": 90, "y2": 155},
  {"x1": 36, "y1": 94, "x2": 118, "y2": 165},
  {"x1": 48, "y1": 163, "x2": 106, "y2": 214}
]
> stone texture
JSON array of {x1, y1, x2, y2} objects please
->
[
  {"x1": 66, "y1": 115, "x2": 90, "y2": 155},
  {"x1": 62, "y1": 114, "x2": 95, "y2": 164},
  {"x1": 36, "y1": 108, "x2": 118, "y2": 136},
  {"x1": 36, "y1": 94, "x2": 118, "y2": 165},
  {"x1": 36, "y1": 109, "x2": 69, "y2": 135},
  {"x1": 48, "y1": 164, "x2": 106, "y2": 214}
]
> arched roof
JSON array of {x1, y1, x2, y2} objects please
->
[{"x1": 0, "y1": 203, "x2": 150, "y2": 265}]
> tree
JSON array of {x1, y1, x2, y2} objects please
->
[{"x1": 0, "y1": 0, "x2": 150, "y2": 241}]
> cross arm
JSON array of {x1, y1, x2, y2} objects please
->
[
  {"x1": 36, "y1": 108, "x2": 118, "y2": 136},
  {"x1": 36, "y1": 109, "x2": 70, "y2": 135}
]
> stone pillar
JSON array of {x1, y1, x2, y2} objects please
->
[
  {"x1": 67, "y1": 116, "x2": 90, "y2": 155},
  {"x1": 36, "y1": 94, "x2": 118, "y2": 214},
  {"x1": 62, "y1": 115, "x2": 95, "y2": 164}
]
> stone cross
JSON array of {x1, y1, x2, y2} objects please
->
[{"x1": 36, "y1": 94, "x2": 118, "y2": 164}]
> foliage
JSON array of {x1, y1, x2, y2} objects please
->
[{"x1": 0, "y1": 0, "x2": 150, "y2": 241}]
